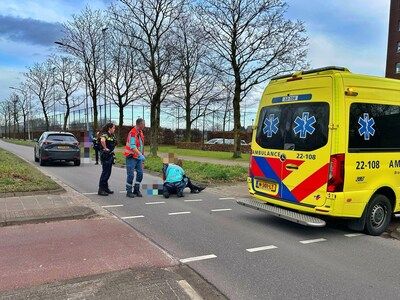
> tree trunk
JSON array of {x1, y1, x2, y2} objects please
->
[
  {"x1": 63, "y1": 97, "x2": 70, "y2": 131},
  {"x1": 92, "y1": 92, "x2": 98, "y2": 131},
  {"x1": 232, "y1": 84, "x2": 242, "y2": 158},
  {"x1": 150, "y1": 85, "x2": 162, "y2": 157},
  {"x1": 118, "y1": 103, "x2": 124, "y2": 145},
  {"x1": 23, "y1": 115, "x2": 27, "y2": 140},
  {"x1": 63, "y1": 111, "x2": 70, "y2": 131},
  {"x1": 185, "y1": 108, "x2": 191, "y2": 142}
]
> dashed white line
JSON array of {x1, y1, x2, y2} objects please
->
[
  {"x1": 246, "y1": 245, "x2": 277, "y2": 253},
  {"x1": 168, "y1": 211, "x2": 191, "y2": 215},
  {"x1": 344, "y1": 233, "x2": 365, "y2": 237},
  {"x1": 101, "y1": 204, "x2": 124, "y2": 208},
  {"x1": 180, "y1": 254, "x2": 217, "y2": 263},
  {"x1": 178, "y1": 280, "x2": 202, "y2": 300},
  {"x1": 145, "y1": 201, "x2": 166, "y2": 205},
  {"x1": 299, "y1": 238, "x2": 327, "y2": 244},
  {"x1": 83, "y1": 192, "x2": 97, "y2": 195},
  {"x1": 119, "y1": 191, "x2": 126, "y2": 194},
  {"x1": 395, "y1": 213, "x2": 400, "y2": 218},
  {"x1": 219, "y1": 197, "x2": 235, "y2": 200},
  {"x1": 121, "y1": 215, "x2": 145, "y2": 219},
  {"x1": 211, "y1": 208, "x2": 232, "y2": 212},
  {"x1": 184, "y1": 199, "x2": 203, "y2": 202}
]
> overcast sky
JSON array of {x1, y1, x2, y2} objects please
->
[{"x1": 0, "y1": 0, "x2": 391, "y2": 102}]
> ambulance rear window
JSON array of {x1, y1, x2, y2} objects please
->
[{"x1": 256, "y1": 102, "x2": 329, "y2": 151}]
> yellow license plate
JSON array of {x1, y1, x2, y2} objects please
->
[
  {"x1": 58, "y1": 146, "x2": 69, "y2": 149},
  {"x1": 255, "y1": 180, "x2": 278, "y2": 194}
]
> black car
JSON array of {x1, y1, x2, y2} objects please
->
[{"x1": 34, "y1": 132, "x2": 81, "y2": 166}]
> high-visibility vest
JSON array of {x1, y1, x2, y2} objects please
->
[{"x1": 123, "y1": 127, "x2": 144, "y2": 158}]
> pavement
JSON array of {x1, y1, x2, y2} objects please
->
[
  {"x1": 2, "y1": 139, "x2": 400, "y2": 299},
  {"x1": 0, "y1": 141, "x2": 226, "y2": 299}
]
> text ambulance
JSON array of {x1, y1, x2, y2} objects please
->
[{"x1": 238, "y1": 66, "x2": 400, "y2": 235}]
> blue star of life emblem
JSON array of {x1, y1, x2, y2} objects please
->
[
  {"x1": 358, "y1": 113, "x2": 375, "y2": 140},
  {"x1": 293, "y1": 112, "x2": 316, "y2": 139},
  {"x1": 263, "y1": 114, "x2": 279, "y2": 137}
]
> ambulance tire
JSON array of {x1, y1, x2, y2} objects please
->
[{"x1": 365, "y1": 194, "x2": 392, "y2": 236}]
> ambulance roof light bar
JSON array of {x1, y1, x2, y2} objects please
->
[{"x1": 271, "y1": 66, "x2": 350, "y2": 81}]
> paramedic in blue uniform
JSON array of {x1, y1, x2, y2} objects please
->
[
  {"x1": 98, "y1": 123, "x2": 116, "y2": 196},
  {"x1": 162, "y1": 159, "x2": 204, "y2": 198}
]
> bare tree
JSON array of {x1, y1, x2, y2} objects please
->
[
  {"x1": 196, "y1": 0, "x2": 308, "y2": 157},
  {"x1": 106, "y1": 28, "x2": 142, "y2": 143},
  {"x1": 59, "y1": 7, "x2": 108, "y2": 131},
  {"x1": 0, "y1": 100, "x2": 12, "y2": 138},
  {"x1": 171, "y1": 11, "x2": 222, "y2": 142},
  {"x1": 112, "y1": 0, "x2": 185, "y2": 156},
  {"x1": 51, "y1": 55, "x2": 83, "y2": 131},
  {"x1": 25, "y1": 61, "x2": 54, "y2": 131},
  {"x1": 15, "y1": 88, "x2": 30, "y2": 139}
]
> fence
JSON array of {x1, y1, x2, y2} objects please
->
[{"x1": 0, "y1": 102, "x2": 257, "y2": 141}]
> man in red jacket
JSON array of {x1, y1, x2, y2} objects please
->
[{"x1": 124, "y1": 118, "x2": 145, "y2": 198}]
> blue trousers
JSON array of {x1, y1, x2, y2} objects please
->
[
  {"x1": 126, "y1": 156, "x2": 144, "y2": 192},
  {"x1": 163, "y1": 177, "x2": 188, "y2": 194},
  {"x1": 99, "y1": 155, "x2": 113, "y2": 189}
]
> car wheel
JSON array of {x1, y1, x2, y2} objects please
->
[
  {"x1": 74, "y1": 159, "x2": 81, "y2": 166},
  {"x1": 34, "y1": 150, "x2": 39, "y2": 162},
  {"x1": 365, "y1": 194, "x2": 392, "y2": 236},
  {"x1": 39, "y1": 154, "x2": 46, "y2": 166}
]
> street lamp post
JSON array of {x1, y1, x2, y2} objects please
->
[
  {"x1": 55, "y1": 41, "x2": 91, "y2": 164},
  {"x1": 102, "y1": 27, "x2": 108, "y2": 123}
]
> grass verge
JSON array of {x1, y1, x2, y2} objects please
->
[
  {"x1": 140, "y1": 146, "x2": 250, "y2": 161},
  {"x1": 1, "y1": 138, "x2": 35, "y2": 147},
  {"x1": 114, "y1": 152, "x2": 247, "y2": 184},
  {"x1": 0, "y1": 148, "x2": 60, "y2": 194}
]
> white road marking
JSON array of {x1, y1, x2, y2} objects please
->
[
  {"x1": 145, "y1": 201, "x2": 166, "y2": 205},
  {"x1": 300, "y1": 238, "x2": 326, "y2": 244},
  {"x1": 168, "y1": 211, "x2": 191, "y2": 215},
  {"x1": 119, "y1": 191, "x2": 126, "y2": 194},
  {"x1": 219, "y1": 197, "x2": 235, "y2": 200},
  {"x1": 395, "y1": 213, "x2": 400, "y2": 218},
  {"x1": 246, "y1": 245, "x2": 277, "y2": 253},
  {"x1": 344, "y1": 233, "x2": 365, "y2": 237},
  {"x1": 121, "y1": 215, "x2": 145, "y2": 219},
  {"x1": 83, "y1": 192, "x2": 97, "y2": 195},
  {"x1": 184, "y1": 199, "x2": 203, "y2": 202},
  {"x1": 177, "y1": 280, "x2": 202, "y2": 300},
  {"x1": 101, "y1": 204, "x2": 124, "y2": 208},
  {"x1": 211, "y1": 208, "x2": 232, "y2": 212},
  {"x1": 180, "y1": 254, "x2": 217, "y2": 263}
]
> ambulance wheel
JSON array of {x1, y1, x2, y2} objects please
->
[
  {"x1": 365, "y1": 194, "x2": 392, "y2": 236},
  {"x1": 74, "y1": 159, "x2": 81, "y2": 166}
]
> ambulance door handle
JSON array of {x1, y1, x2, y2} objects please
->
[{"x1": 285, "y1": 164, "x2": 298, "y2": 170}]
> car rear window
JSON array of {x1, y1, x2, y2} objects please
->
[
  {"x1": 256, "y1": 102, "x2": 329, "y2": 151},
  {"x1": 47, "y1": 134, "x2": 77, "y2": 142}
]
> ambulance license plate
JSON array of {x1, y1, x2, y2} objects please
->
[{"x1": 255, "y1": 180, "x2": 277, "y2": 193}]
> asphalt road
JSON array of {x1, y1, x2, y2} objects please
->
[{"x1": 2, "y1": 140, "x2": 400, "y2": 299}]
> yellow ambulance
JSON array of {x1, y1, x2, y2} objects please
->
[{"x1": 238, "y1": 66, "x2": 400, "y2": 235}]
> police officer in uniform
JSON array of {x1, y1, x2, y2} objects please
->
[{"x1": 98, "y1": 123, "x2": 116, "y2": 196}]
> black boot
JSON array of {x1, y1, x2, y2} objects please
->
[
  {"x1": 98, "y1": 188, "x2": 108, "y2": 196},
  {"x1": 163, "y1": 190, "x2": 170, "y2": 199},
  {"x1": 133, "y1": 184, "x2": 142, "y2": 197},
  {"x1": 126, "y1": 191, "x2": 135, "y2": 198},
  {"x1": 105, "y1": 188, "x2": 114, "y2": 194}
]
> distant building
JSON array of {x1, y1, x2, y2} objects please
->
[{"x1": 386, "y1": 0, "x2": 400, "y2": 79}]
